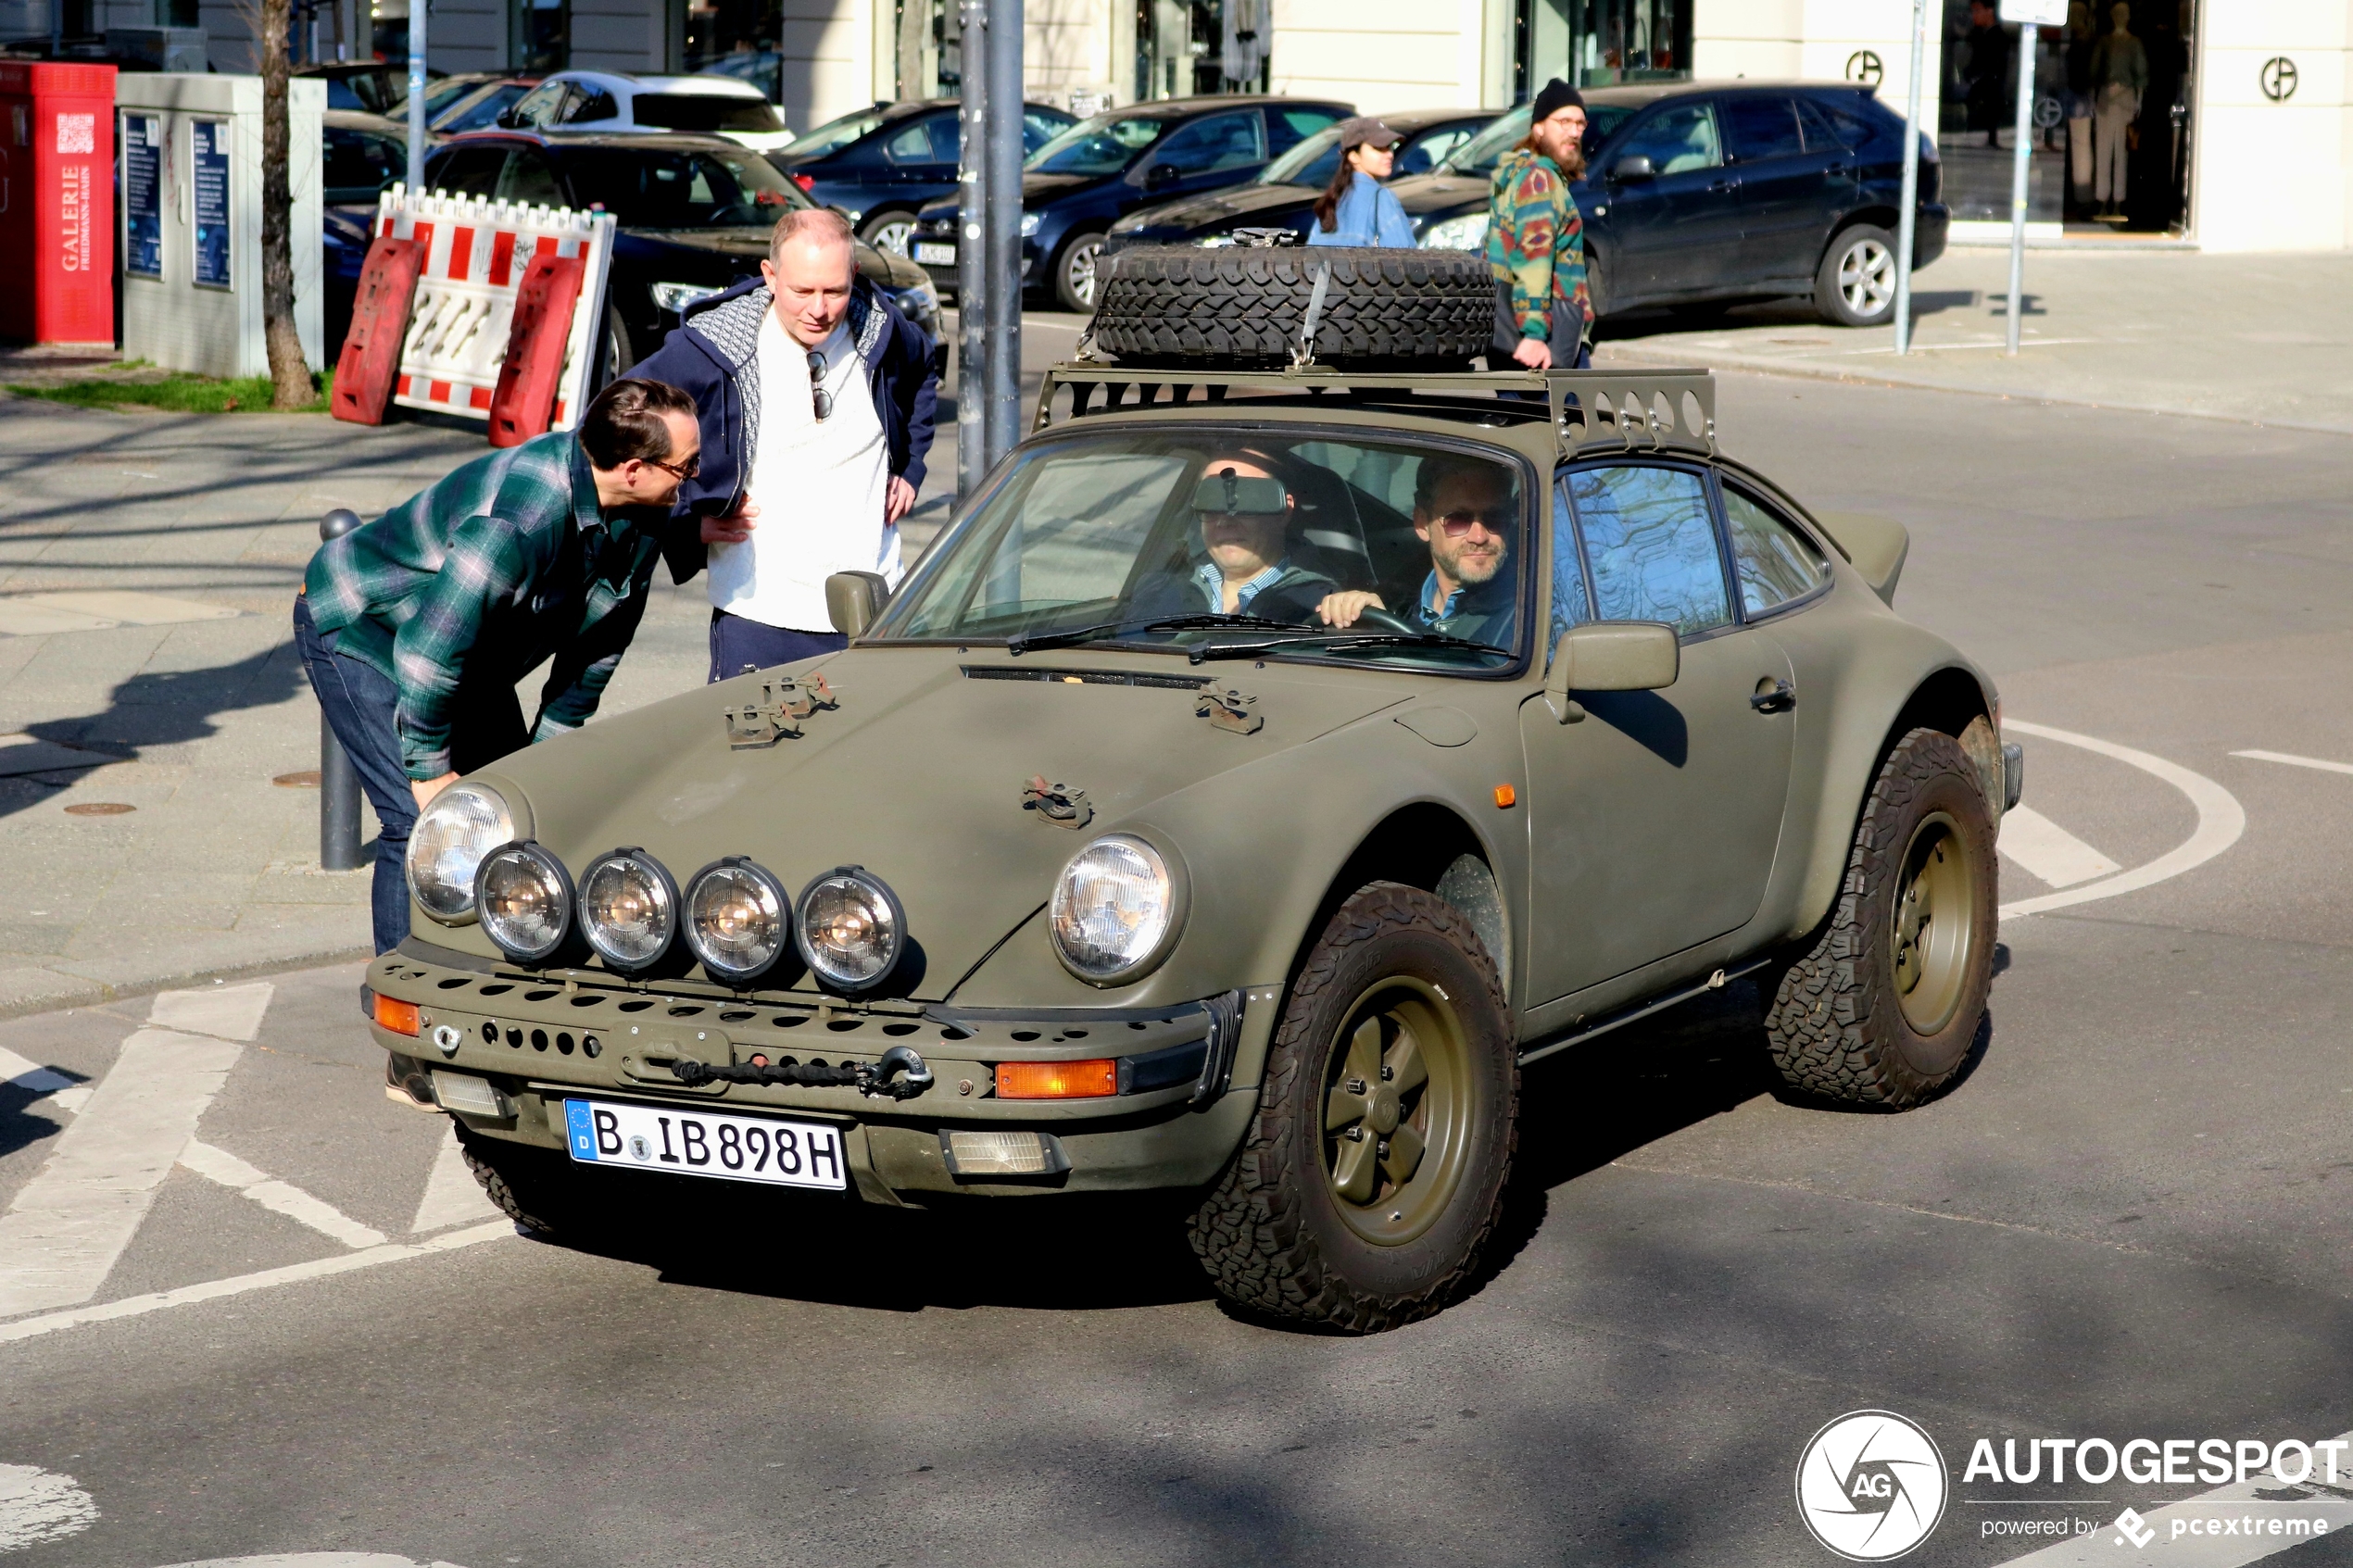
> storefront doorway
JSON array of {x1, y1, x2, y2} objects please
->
[
  {"x1": 1512, "y1": 0, "x2": 1689, "y2": 103},
  {"x1": 1134, "y1": 0, "x2": 1271, "y2": 101}
]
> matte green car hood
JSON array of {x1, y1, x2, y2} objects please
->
[{"x1": 460, "y1": 645, "x2": 1411, "y2": 999}]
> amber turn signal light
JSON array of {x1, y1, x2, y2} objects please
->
[
  {"x1": 1492, "y1": 784, "x2": 1516, "y2": 809},
  {"x1": 995, "y1": 1059, "x2": 1117, "y2": 1099},
  {"x1": 373, "y1": 992, "x2": 421, "y2": 1036}
]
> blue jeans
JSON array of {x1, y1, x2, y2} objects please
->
[
  {"x1": 707, "y1": 608, "x2": 847, "y2": 684},
  {"x1": 292, "y1": 596, "x2": 526, "y2": 953}
]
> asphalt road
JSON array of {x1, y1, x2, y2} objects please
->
[{"x1": 6, "y1": 365, "x2": 2353, "y2": 1568}]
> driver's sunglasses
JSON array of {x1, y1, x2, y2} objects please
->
[
  {"x1": 1434, "y1": 509, "x2": 1514, "y2": 537},
  {"x1": 645, "y1": 451, "x2": 701, "y2": 480},
  {"x1": 808, "y1": 349, "x2": 833, "y2": 421}
]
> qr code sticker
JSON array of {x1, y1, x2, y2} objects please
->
[{"x1": 56, "y1": 113, "x2": 94, "y2": 154}]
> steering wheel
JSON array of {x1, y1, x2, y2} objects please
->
[{"x1": 1339, "y1": 606, "x2": 1418, "y2": 636}]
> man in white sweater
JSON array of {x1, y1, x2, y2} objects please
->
[{"x1": 631, "y1": 207, "x2": 942, "y2": 678}]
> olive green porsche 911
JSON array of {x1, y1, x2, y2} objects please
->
[{"x1": 365, "y1": 360, "x2": 2020, "y2": 1334}]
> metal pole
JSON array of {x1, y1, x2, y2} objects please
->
[
  {"x1": 954, "y1": 0, "x2": 989, "y2": 498},
  {"x1": 2004, "y1": 22, "x2": 2036, "y2": 355},
  {"x1": 317, "y1": 509, "x2": 366, "y2": 872},
  {"x1": 981, "y1": 0, "x2": 1022, "y2": 472},
  {"x1": 404, "y1": 0, "x2": 427, "y2": 195},
  {"x1": 1894, "y1": 0, "x2": 1928, "y2": 356}
]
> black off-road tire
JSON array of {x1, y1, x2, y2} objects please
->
[
  {"x1": 1765, "y1": 727, "x2": 1998, "y2": 1108},
  {"x1": 456, "y1": 1123, "x2": 576, "y2": 1235},
  {"x1": 1092, "y1": 245, "x2": 1493, "y2": 369},
  {"x1": 1187, "y1": 882, "x2": 1517, "y2": 1333}
]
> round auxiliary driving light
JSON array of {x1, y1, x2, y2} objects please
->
[
  {"x1": 476, "y1": 842, "x2": 574, "y2": 964},
  {"x1": 685, "y1": 858, "x2": 792, "y2": 985},
  {"x1": 794, "y1": 866, "x2": 906, "y2": 992},
  {"x1": 406, "y1": 783, "x2": 513, "y2": 924},
  {"x1": 577, "y1": 847, "x2": 680, "y2": 972}
]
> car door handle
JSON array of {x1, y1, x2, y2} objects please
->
[
  {"x1": 1750, "y1": 679, "x2": 1796, "y2": 714},
  {"x1": 1708, "y1": 178, "x2": 1735, "y2": 193}
]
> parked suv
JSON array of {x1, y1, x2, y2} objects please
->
[
  {"x1": 771, "y1": 99, "x2": 1077, "y2": 255},
  {"x1": 501, "y1": 70, "x2": 792, "y2": 152},
  {"x1": 910, "y1": 94, "x2": 1353, "y2": 311}
]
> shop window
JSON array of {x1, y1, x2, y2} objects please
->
[{"x1": 519, "y1": 0, "x2": 568, "y2": 74}]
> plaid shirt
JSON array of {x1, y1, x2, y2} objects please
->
[
  {"x1": 302, "y1": 432, "x2": 664, "y2": 781},
  {"x1": 1487, "y1": 147, "x2": 1590, "y2": 343}
]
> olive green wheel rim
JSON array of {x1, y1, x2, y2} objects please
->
[
  {"x1": 1319, "y1": 978, "x2": 1475, "y2": 1247},
  {"x1": 1891, "y1": 809, "x2": 1979, "y2": 1035}
]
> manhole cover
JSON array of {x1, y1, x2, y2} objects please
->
[
  {"x1": 273, "y1": 770, "x2": 322, "y2": 787},
  {"x1": 63, "y1": 802, "x2": 135, "y2": 816}
]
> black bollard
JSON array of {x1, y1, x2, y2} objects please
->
[{"x1": 317, "y1": 508, "x2": 366, "y2": 872}]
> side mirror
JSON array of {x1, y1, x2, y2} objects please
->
[
  {"x1": 1610, "y1": 153, "x2": 1655, "y2": 182},
  {"x1": 1144, "y1": 162, "x2": 1180, "y2": 187},
  {"x1": 825, "y1": 571, "x2": 891, "y2": 639},
  {"x1": 1542, "y1": 621, "x2": 1679, "y2": 723}
]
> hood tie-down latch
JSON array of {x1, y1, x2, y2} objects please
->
[
  {"x1": 724, "y1": 671, "x2": 838, "y2": 749},
  {"x1": 1020, "y1": 775, "x2": 1093, "y2": 829},
  {"x1": 669, "y1": 1044, "x2": 935, "y2": 1100}
]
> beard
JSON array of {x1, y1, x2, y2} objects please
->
[{"x1": 1441, "y1": 540, "x2": 1506, "y2": 586}]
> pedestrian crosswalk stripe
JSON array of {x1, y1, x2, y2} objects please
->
[
  {"x1": 409, "y1": 1124, "x2": 500, "y2": 1234},
  {"x1": 1997, "y1": 805, "x2": 2124, "y2": 888},
  {"x1": 148, "y1": 981, "x2": 276, "y2": 1043},
  {"x1": 178, "y1": 1139, "x2": 388, "y2": 1250}
]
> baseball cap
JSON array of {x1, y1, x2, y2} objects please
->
[{"x1": 1337, "y1": 116, "x2": 1405, "y2": 152}]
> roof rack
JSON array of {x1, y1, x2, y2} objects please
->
[{"x1": 1033, "y1": 362, "x2": 1717, "y2": 461}]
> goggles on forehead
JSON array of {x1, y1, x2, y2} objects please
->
[{"x1": 1190, "y1": 467, "x2": 1288, "y2": 516}]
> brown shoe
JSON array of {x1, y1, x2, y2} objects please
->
[{"x1": 384, "y1": 1050, "x2": 438, "y2": 1111}]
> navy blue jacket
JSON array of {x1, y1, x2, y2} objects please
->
[{"x1": 627, "y1": 275, "x2": 943, "y2": 582}]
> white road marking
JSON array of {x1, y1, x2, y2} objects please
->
[
  {"x1": 1994, "y1": 1427, "x2": 2353, "y2": 1566},
  {"x1": 158, "y1": 1555, "x2": 473, "y2": 1566},
  {"x1": 0, "y1": 1044, "x2": 77, "y2": 1098},
  {"x1": 409, "y1": 1124, "x2": 499, "y2": 1234},
  {"x1": 0, "y1": 1463, "x2": 97, "y2": 1550},
  {"x1": 2231, "y1": 748, "x2": 2353, "y2": 777},
  {"x1": 1997, "y1": 804, "x2": 2123, "y2": 888},
  {"x1": 0, "y1": 1028, "x2": 242, "y2": 1318},
  {"x1": 179, "y1": 1140, "x2": 388, "y2": 1250},
  {"x1": 0, "y1": 1221, "x2": 512, "y2": 1346},
  {"x1": 1998, "y1": 722, "x2": 2246, "y2": 920},
  {"x1": 148, "y1": 981, "x2": 275, "y2": 1042}
]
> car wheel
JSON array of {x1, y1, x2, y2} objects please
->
[
  {"x1": 1764, "y1": 727, "x2": 1997, "y2": 1108},
  {"x1": 456, "y1": 1123, "x2": 576, "y2": 1235},
  {"x1": 1187, "y1": 882, "x2": 1516, "y2": 1333},
  {"x1": 1053, "y1": 229, "x2": 1107, "y2": 313},
  {"x1": 1814, "y1": 224, "x2": 1898, "y2": 327},
  {"x1": 859, "y1": 208, "x2": 918, "y2": 257},
  {"x1": 599, "y1": 304, "x2": 633, "y2": 391}
]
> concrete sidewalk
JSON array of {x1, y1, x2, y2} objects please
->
[{"x1": 1594, "y1": 247, "x2": 2353, "y2": 433}]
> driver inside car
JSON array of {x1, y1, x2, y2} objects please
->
[
  {"x1": 1315, "y1": 456, "x2": 1517, "y2": 646},
  {"x1": 1129, "y1": 453, "x2": 1339, "y2": 621}
]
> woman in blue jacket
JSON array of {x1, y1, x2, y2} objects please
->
[{"x1": 1307, "y1": 118, "x2": 1416, "y2": 248}]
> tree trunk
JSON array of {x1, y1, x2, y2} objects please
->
[{"x1": 258, "y1": 0, "x2": 313, "y2": 408}]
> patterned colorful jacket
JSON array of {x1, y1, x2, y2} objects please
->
[{"x1": 1486, "y1": 146, "x2": 1590, "y2": 343}]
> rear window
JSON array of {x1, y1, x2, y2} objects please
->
[
  {"x1": 1027, "y1": 114, "x2": 1167, "y2": 176},
  {"x1": 632, "y1": 94, "x2": 785, "y2": 133}
]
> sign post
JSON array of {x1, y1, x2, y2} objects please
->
[
  {"x1": 1999, "y1": 0, "x2": 2065, "y2": 356},
  {"x1": 1894, "y1": 0, "x2": 1928, "y2": 356}
]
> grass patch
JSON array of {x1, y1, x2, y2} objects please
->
[{"x1": 8, "y1": 369, "x2": 334, "y2": 413}]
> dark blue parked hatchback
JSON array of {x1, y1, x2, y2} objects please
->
[{"x1": 770, "y1": 99, "x2": 1077, "y2": 258}]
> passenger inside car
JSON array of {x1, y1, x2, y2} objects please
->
[
  {"x1": 1129, "y1": 453, "x2": 1339, "y2": 621},
  {"x1": 1317, "y1": 455, "x2": 1518, "y2": 646}
]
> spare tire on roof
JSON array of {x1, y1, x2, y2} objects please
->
[{"x1": 1090, "y1": 245, "x2": 1493, "y2": 370}]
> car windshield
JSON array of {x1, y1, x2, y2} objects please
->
[
  {"x1": 434, "y1": 82, "x2": 531, "y2": 133},
  {"x1": 561, "y1": 144, "x2": 810, "y2": 226},
  {"x1": 871, "y1": 431, "x2": 1528, "y2": 671},
  {"x1": 1260, "y1": 125, "x2": 1341, "y2": 187},
  {"x1": 1026, "y1": 114, "x2": 1167, "y2": 176},
  {"x1": 782, "y1": 106, "x2": 895, "y2": 158},
  {"x1": 632, "y1": 93, "x2": 785, "y2": 132},
  {"x1": 384, "y1": 75, "x2": 477, "y2": 121},
  {"x1": 1440, "y1": 103, "x2": 1636, "y2": 174}
]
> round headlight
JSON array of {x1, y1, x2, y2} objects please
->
[
  {"x1": 1050, "y1": 834, "x2": 1179, "y2": 984},
  {"x1": 578, "y1": 847, "x2": 679, "y2": 972},
  {"x1": 406, "y1": 783, "x2": 513, "y2": 923},
  {"x1": 686, "y1": 858, "x2": 791, "y2": 984},
  {"x1": 794, "y1": 867, "x2": 905, "y2": 992},
  {"x1": 476, "y1": 842, "x2": 573, "y2": 964}
]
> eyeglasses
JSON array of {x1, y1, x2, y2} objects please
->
[
  {"x1": 1433, "y1": 509, "x2": 1514, "y2": 537},
  {"x1": 644, "y1": 452, "x2": 700, "y2": 480},
  {"x1": 808, "y1": 348, "x2": 832, "y2": 422}
]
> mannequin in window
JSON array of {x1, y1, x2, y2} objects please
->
[
  {"x1": 2064, "y1": 2, "x2": 2095, "y2": 213},
  {"x1": 2089, "y1": 1, "x2": 2146, "y2": 222},
  {"x1": 1963, "y1": 0, "x2": 2012, "y2": 150}
]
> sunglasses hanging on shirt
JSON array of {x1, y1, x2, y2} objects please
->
[{"x1": 807, "y1": 348, "x2": 833, "y2": 423}]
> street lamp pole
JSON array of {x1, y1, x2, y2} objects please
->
[
  {"x1": 954, "y1": 0, "x2": 989, "y2": 498},
  {"x1": 404, "y1": 0, "x2": 427, "y2": 194},
  {"x1": 1894, "y1": 0, "x2": 1928, "y2": 357},
  {"x1": 982, "y1": 0, "x2": 1023, "y2": 473}
]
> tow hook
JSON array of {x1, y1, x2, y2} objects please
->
[{"x1": 669, "y1": 1044, "x2": 936, "y2": 1100}]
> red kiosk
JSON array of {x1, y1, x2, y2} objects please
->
[{"x1": 0, "y1": 62, "x2": 117, "y2": 346}]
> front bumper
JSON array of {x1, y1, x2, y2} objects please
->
[{"x1": 367, "y1": 941, "x2": 1274, "y2": 1204}]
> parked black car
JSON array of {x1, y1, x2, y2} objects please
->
[
  {"x1": 770, "y1": 98, "x2": 1078, "y2": 256},
  {"x1": 410, "y1": 132, "x2": 939, "y2": 378},
  {"x1": 1359, "y1": 82, "x2": 1945, "y2": 328},
  {"x1": 1102, "y1": 107, "x2": 1498, "y2": 255},
  {"x1": 910, "y1": 94, "x2": 1353, "y2": 311}
]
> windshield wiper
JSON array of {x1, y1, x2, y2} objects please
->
[
  {"x1": 1187, "y1": 630, "x2": 1513, "y2": 664},
  {"x1": 1005, "y1": 612, "x2": 1302, "y2": 656}
]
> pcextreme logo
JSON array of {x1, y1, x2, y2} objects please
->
[{"x1": 1796, "y1": 1410, "x2": 1951, "y2": 1562}]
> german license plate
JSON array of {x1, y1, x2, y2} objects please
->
[
  {"x1": 912, "y1": 241, "x2": 955, "y2": 266},
  {"x1": 562, "y1": 1098, "x2": 847, "y2": 1191}
]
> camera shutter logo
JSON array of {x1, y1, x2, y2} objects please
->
[
  {"x1": 1845, "y1": 50, "x2": 1883, "y2": 87},
  {"x1": 1795, "y1": 1410, "x2": 1949, "y2": 1561},
  {"x1": 2260, "y1": 57, "x2": 2297, "y2": 102}
]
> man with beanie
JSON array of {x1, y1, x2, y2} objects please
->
[{"x1": 1488, "y1": 79, "x2": 1592, "y2": 372}]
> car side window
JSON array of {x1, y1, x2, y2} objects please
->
[
  {"x1": 1020, "y1": 110, "x2": 1067, "y2": 157},
  {"x1": 1724, "y1": 95, "x2": 1806, "y2": 162},
  {"x1": 1568, "y1": 465, "x2": 1732, "y2": 636},
  {"x1": 1615, "y1": 102, "x2": 1721, "y2": 175},
  {"x1": 884, "y1": 116, "x2": 938, "y2": 163},
  {"x1": 1399, "y1": 125, "x2": 1474, "y2": 176},
  {"x1": 1801, "y1": 96, "x2": 1881, "y2": 152},
  {"x1": 1269, "y1": 107, "x2": 1340, "y2": 155},
  {"x1": 1545, "y1": 479, "x2": 1592, "y2": 660},
  {"x1": 509, "y1": 81, "x2": 567, "y2": 127},
  {"x1": 1721, "y1": 485, "x2": 1830, "y2": 617},
  {"x1": 568, "y1": 88, "x2": 620, "y2": 124},
  {"x1": 497, "y1": 148, "x2": 564, "y2": 207},
  {"x1": 433, "y1": 145, "x2": 509, "y2": 197},
  {"x1": 1153, "y1": 110, "x2": 1266, "y2": 175}
]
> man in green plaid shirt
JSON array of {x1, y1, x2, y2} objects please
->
[{"x1": 294, "y1": 379, "x2": 701, "y2": 954}]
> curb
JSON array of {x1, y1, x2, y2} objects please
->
[{"x1": 0, "y1": 944, "x2": 376, "y2": 1024}]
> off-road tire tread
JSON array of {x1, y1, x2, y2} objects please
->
[
  {"x1": 1765, "y1": 727, "x2": 1994, "y2": 1108},
  {"x1": 1186, "y1": 882, "x2": 1516, "y2": 1333},
  {"x1": 456, "y1": 1123, "x2": 566, "y2": 1235},
  {"x1": 1092, "y1": 246, "x2": 1492, "y2": 368}
]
